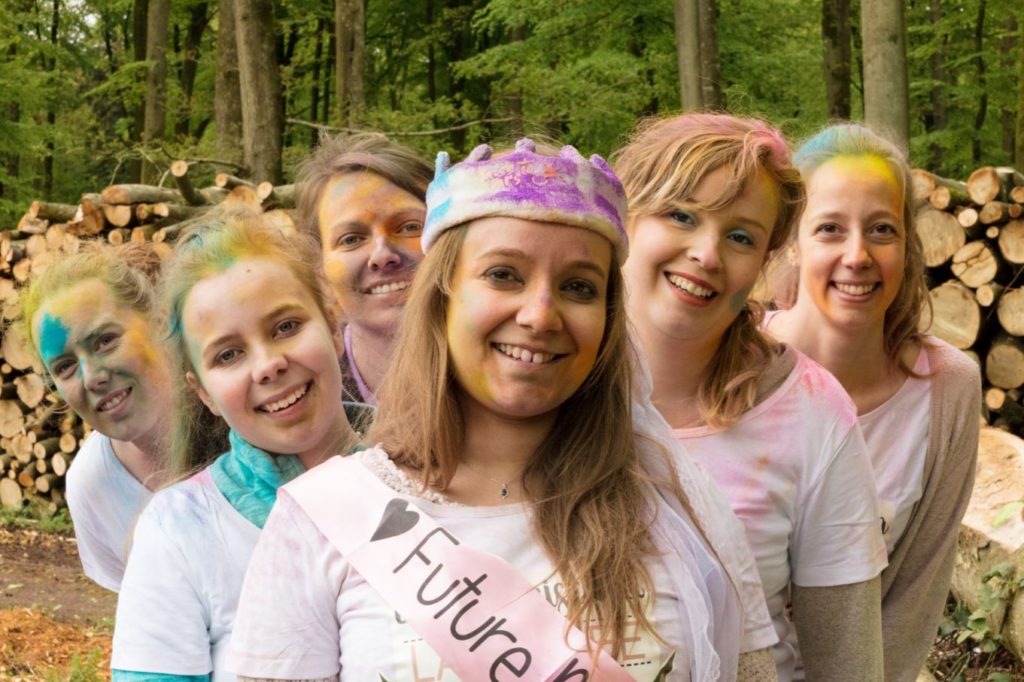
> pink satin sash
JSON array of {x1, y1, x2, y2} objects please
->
[{"x1": 285, "y1": 456, "x2": 634, "y2": 681}]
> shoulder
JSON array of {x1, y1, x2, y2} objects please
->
[
  {"x1": 66, "y1": 431, "x2": 110, "y2": 481},
  {"x1": 921, "y1": 336, "x2": 981, "y2": 387},
  {"x1": 139, "y1": 468, "x2": 222, "y2": 531},
  {"x1": 779, "y1": 347, "x2": 859, "y2": 426}
]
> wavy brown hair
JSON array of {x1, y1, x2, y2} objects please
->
[
  {"x1": 612, "y1": 113, "x2": 806, "y2": 428},
  {"x1": 794, "y1": 123, "x2": 928, "y2": 375},
  {"x1": 370, "y1": 225, "x2": 690, "y2": 656}
]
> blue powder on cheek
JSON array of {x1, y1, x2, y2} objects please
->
[{"x1": 38, "y1": 314, "x2": 71, "y2": 365}]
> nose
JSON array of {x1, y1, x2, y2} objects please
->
[
  {"x1": 82, "y1": 357, "x2": 110, "y2": 392},
  {"x1": 516, "y1": 285, "x2": 563, "y2": 334},
  {"x1": 688, "y1": 227, "x2": 722, "y2": 271},
  {"x1": 367, "y1": 234, "x2": 402, "y2": 271},
  {"x1": 841, "y1": 232, "x2": 873, "y2": 269},
  {"x1": 252, "y1": 345, "x2": 288, "y2": 384}
]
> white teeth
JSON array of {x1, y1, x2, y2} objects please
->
[
  {"x1": 261, "y1": 384, "x2": 309, "y2": 413},
  {"x1": 496, "y1": 343, "x2": 555, "y2": 364},
  {"x1": 835, "y1": 282, "x2": 875, "y2": 296},
  {"x1": 98, "y1": 390, "x2": 128, "y2": 412},
  {"x1": 667, "y1": 274, "x2": 714, "y2": 299},
  {"x1": 368, "y1": 281, "x2": 410, "y2": 295}
]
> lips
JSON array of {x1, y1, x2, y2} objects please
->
[
  {"x1": 258, "y1": 383, "x2": 310, "y2": 413},
  {"x1": 666, "y1": 273, "x2": 717, "y2": 299},
  {"x1": 96, "y1": 387, "x2": 131, "y2": 413},
  {"x1": 495, "y1": 343, "x2": 560, "y2": 364},
  {"x1": 363, "y1": 280, "x2": 411, "y2": 295}
]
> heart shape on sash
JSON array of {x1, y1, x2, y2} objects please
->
[{"x1": 371, "y1": 498, "x2": 420, "y2": 542}]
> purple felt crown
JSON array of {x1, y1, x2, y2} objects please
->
[{"x1": 422, "y1": 138, "x2": 628, "y2": 259}]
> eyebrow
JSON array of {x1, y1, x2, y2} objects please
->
[
  {"x1": 477, "y1": 247, "x2": 608, "y2": 278},
  {"x1": 201, "y1": 303, "x2": 308, "y2": 356}
]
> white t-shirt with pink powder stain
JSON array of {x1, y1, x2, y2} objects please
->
[
  {"x1": 858, "y1": 346, "x2": 930, "y2": 554},
  {"x1": 673, "y1": 347, "x2": 887, "y2": 682}
]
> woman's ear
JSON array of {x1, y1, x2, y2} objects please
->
[{"x1": 186, "y1": 371, "x2": 221, "y2": 417}]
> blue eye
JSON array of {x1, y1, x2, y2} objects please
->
[
  {"x1": 727, "y1": 230, "x2": 755, "y2": 247},
  {"x1": 668, "y1": 209, "x2": 698, "y2": 227}
]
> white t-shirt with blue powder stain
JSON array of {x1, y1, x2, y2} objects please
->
[
  {"x1": 112, "y1": 467, "x2": 259, "y2": 681},
  {"x1": 65, "y1": 431, "x2": 152, "y2": 592}
]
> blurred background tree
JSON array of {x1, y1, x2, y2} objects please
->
[{"x1": 0, "y1": 0, "x2": 1020, "y2": 226}]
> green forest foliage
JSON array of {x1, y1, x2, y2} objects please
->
[{"x1": 0, "y1": 0, "x2": 1021, "y2": 226}]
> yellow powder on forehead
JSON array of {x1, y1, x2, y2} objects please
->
[{"x1": 823, "y1": 154, "x2": 901, "y2": 188}]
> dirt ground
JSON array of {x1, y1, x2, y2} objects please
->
[{"x1": 0, "y1": 527, "x2": 114, "y2": 680}]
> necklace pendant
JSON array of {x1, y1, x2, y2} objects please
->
[{"x1": 500, "y1": 484, "x2": 509, "y2": 499}]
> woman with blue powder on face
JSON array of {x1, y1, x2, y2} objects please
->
[{"x1": 21, "y1": 242, "x2": 173, "y2": 592}]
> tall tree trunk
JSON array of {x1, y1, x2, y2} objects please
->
[
  {"x1": 425, "y1": 0, "x2": 436, "y2": 104},
  {"x1": 131, "y1": 0, "x2": 148, "y2": 181},
  {"x1": 335, "y1": 0, "x2": 365, "y2": 125},
  {"x1": 310, "y1": 16, "x2": 325, "y2": 147},
  {"x1": 175, "y1": 2, "x2": 208, "y2": 139},
  {"x1": 972, "y1": 0, "x2": 988, "y2": 164},
  {"x1": 215, "y1": 0, "x2": 243, "y2": 166},
  {"x1": 674, "y1": 0, "x2": 702, "y2": 111},
  {"x1": 822, "y1": 0, "x2": 851, "y2": 119},
  {"x1": 697, "y1": 0, "x2": 723, "y2": 110},
  {"x1": 323, "y1": 28, "x2": 334, "y2": 124},
  {"x1": 43, "y1": 0, "x2": 59, "y2": 197},
  {"x1": 926, "y1": 0, "x2": 948, "y2": 168},
  {"x1": 141, "y1": 0, "x2": 170, "y2": 184},
  {"x1": 234, "y1": 0, "x2": 282, "y2": 183},
  {"x1": 1017, "y1": 15, "x2": 1024, "y2": 169},
  {"x1": 1001, "y1": 15, "x2": 1017, "y2": 163},
  {"x1": 861, "y1": 0, "x2": 910, "y2": 149}
]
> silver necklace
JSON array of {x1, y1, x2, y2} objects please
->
[{"x1": 463, "y1": 462, "x2": 513, "y2": 499}]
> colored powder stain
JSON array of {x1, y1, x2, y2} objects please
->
[
  {"x1": 121, "y1": 321, "x2": 161, "y2": 369},
  {"x1": 799, "y1": 372, "x2": 818, "y2": 396},
  {"x1": 729, "y1": 284, "x2": 753, "y2": 314},
  {"x1": 37, "y1": 313, "x2": 70, "y2": 365},
  {"x1": 827, "y1": 154, "x2": 900, "y2": 189}
]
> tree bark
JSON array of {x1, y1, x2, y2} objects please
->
[
  {"x1": 215, "y1": 0, "x2": 243, "y2": 167},
  {"x1": 309, "y1": 16, "x2": 325, "y2": 147},
  {"x1": 861, "y1": 0, "x2": 910, "y2": 149},
  {"x1": 1017, "y1": 19, "x2": 1024, "y2": 169},
  {"x1": 697, "y1": 0, "x2": 723, "y2": 109},
  {"x1": 822, "y1": 0, "x2": 852, "y2": 120},
  {"x1": 43, "y1": 0, "x2": 59, "y2": 198},
  {"x1": 141, "y1": 0, "x2": 170, "y2": 184},
  {"x1": 175, "y1": 2, "x2": 208, "y2": 139},
  {"x1": 131, "y1": 0, "x2": 148, "y2": 182},
  {"x1": 972, "y1": 0, "x2": 988, "y2": 164},
  {"x1": 674, "y1": 0, "x2": 702, "y2": 111},
  {"x1": 234, "y1": 0, "x2": 282, "y2": 183},
  {"x1": 335, "y1": 0, "x2": 365, "y2": 125},
  {"x1": 926, "y1": 0, "x2": 948, "y2": 168},
  {"x1": 1001, "y1": 15, "x2": 1018, "y2": 163}
]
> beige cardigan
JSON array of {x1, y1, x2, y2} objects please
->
[{"x1": 880, "y1": 337, "x2": 981, "y2": 682}]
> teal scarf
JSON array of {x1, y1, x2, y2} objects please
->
[{"x1": 210, "y1": 430, "x2": 306, "y2": 529}]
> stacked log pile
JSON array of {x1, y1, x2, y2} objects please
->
[
  {"x1": 916, "y1": 166, "x2": 1024, "y2": 435},
  {"x1": 0, "y1": 163, "x2": 295, "y2": 509}
]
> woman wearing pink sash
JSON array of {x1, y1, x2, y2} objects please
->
[
  {"x1": 228, "y1": 139, "x2": 777, "y2": 681},
  {"x1": 765, "y1": 123, "x2": 981, "y2": 681}
]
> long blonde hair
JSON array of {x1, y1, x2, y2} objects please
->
[
  {"x1": 794, "y1": 123, "x2": 927, "y2": 374},
  {"x1": 613, "y1": 113, "x2": 806, "y2": 428},
  {"x1": 160, "y1": 212, "x2": 342, "y2": 477},
  {"x1": 371, "y1": 225, "x2": 671, "y2": 656}
]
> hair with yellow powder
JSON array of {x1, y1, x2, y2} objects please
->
[
  {"x1": 794, "y1": 123, "x2": 927, "y2": 375},
  {"x1": 161, "y1": 211, "x2": 342, "y2": 477},
  {"x1": 19, "y1": 241, "x2": 163, "y2": 381},
  {"x1": 294, "y1": 132, "x2": 433, "y2": 247},
  {"x1": 612, "y1": 113, "x2": 806, "y2": 428}
]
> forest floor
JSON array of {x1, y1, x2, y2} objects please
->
[{"x1": 0, "y1": 517, "x2": 1021, "y2": 681}]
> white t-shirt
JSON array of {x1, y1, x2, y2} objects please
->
[
  {"x1": 228, "y1": 451, "x2": 734, "y2": 681},
  {"x1": 65, "y1": 431, "x2": 152, "y2": 592},
  {"x1": 674, "y1": 348, "x2": 888, "y2": 682},
  {"x1": 112, "y1": 467, "x2": 259, "y2": 681},
  {"x1": 858, "y1": 347, "x2": 930, "y2": 554}
]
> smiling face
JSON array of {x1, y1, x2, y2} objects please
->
[
  {"x1": 182, "y1": 257, "x2": 346, "y2": 461},
  {"x1": 795, "y1": 155, "x2": 905, "y2": 330},
  {"x1": 445, "y1": 217, "x2": 612, "y2": 425},
  {"x1": 32, "y1": 278, "x2": 172, "y2": 446},
  {"x1": 623, "y1": 165, "x2": 779, "y2": 345},
  {"x1": 317, "y1": 171, "x2": 426, "y2": 335}
]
